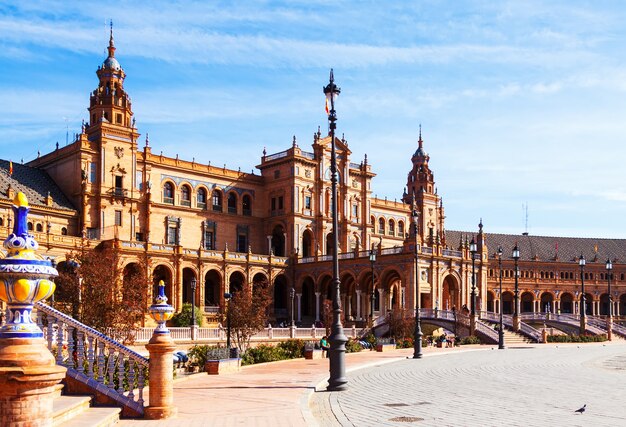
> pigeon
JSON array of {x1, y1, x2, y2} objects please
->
[{"x1": 575, "y1": 404, "x2": 586, "y2": 414}]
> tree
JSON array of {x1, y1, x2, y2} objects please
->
[
  {"x1": 171, "y1": 303, "x2": 204, "y2": 327},
  {"x1": 225, "y1": 282, "x2": 273, "y2": 353},
  {"x1": 386, "y1": 308, "x2": 414, "y2": 342},
  {"x1": 54, "y1": 241, "x2": 148, "y2": 344}
]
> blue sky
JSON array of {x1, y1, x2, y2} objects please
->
[{"x1": 1, "y1": 1, "x2": 625, "y2": 238}]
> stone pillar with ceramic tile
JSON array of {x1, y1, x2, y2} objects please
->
[{"x1": 0, "y1": 193, "x2": 65, "y2": 426}]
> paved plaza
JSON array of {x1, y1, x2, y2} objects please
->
[{"x1": 310, "y1": 343, "x2": 626, "y2": 426}]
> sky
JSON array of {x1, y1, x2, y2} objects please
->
[{"x1": 1, "y1": 0, "x2": 625, "y2": 238}]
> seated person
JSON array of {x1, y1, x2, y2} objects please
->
[{"x1": 320, "y1": 336, "x2": 330, "y2": 357}]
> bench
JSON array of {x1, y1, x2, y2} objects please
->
[{"x1": 204, "y1": 358, "x2": 241, "y2": 375}]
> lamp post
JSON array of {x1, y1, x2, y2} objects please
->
[
  {"x1": 606, "y1": 258, "x2": 613, "y2": 341},
  {"x1": 370, "y1": 249, "x2": 376, "y2": 324},
  {"x1": 412, "y1": 204, "x2": 423, "y2": 359},
  {"x1": 224, "y1": 292, "x2": 232, "y2": 351},
  {"x1": 324, "y1": 69, "x2": 348, "y2": 391},
  {"x1": 512, "y1": 244, "x2": 520, "y2": 331},
  {"x1": 190, "y1": 278, "x2": 197, "y2": 340},
  {"x1": 497, "y1": 246, "x2": 504, "y2": 350},
  {"x1": 579, "y1": 254, "x2": 586, "y2": 335},
  {"x1": 469, "y1": 238, "x2": 477, "y2": 336},
  {"x1": 290, "y1": 287, "x2": 295, "y2": 327}
]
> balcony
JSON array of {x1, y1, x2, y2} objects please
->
[
  {"x1": 108, "y1": 187, "x2": 128, "y2": 199},
  {"x1": 212, "y1": 204, "x2": 222, "y2": 212},
  {"x1": 181, "y1": 199, "x2": 191, "y2": 207}
]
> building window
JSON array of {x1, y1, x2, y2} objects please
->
[
  {"x1": 378, "y1": 218, "x2": 385, "y2": 234},
  {"x1": 197, "y1": 188, "x2": 207, "y2": 209},
  {"x1": 89, "y1": 162, "x2": 97, "y2": 183},
  {"x1": 61, "y1": 227, "x2": 68, "y2": 236},
  {"x1": 212, "y1": 190, "x2": 223, "y2": 212},
  {"x1": 204, "y1": 221, "x2": 216, "y2": 250},
  {"x1": 274, "y1": 170, "x2": 280, "y2": 179},
  {"x1": 236, "y1": 225, "x2": 249, "y2": 253},
  {"x1": 181, "y1": 185, "x2": 191, "y2": 207},
  {"x1": 305, "y1": 196, "x2": 312, "y2": 210},
  {"x1": 398, "y1": 221, "x2": 404, "y2": 236},
  {"x1": 28, "y1": 222, "x2": 33, "y2": 231},
  {"x1": 228, "y1": 193, "x2": 237, "y2": 214},
  {"x1": 167, "y1": 227, "x2": 177, "y2": 245},
  {"x1": 114, "y1": 210, "x2": 122, "y2": 226},
  {"x1": 136, "y1": 171, "x2": 143, "y2": 190},
  {"x1": 388, "y1": 219, "x2": 395, "y2": 236},
  {"x1": 114, "y1": 176, "x2": 123, "y2": 197},
  {"x1": 278, "y1": 196, "x2": 283, "y2": 210},
  {"x1": 163, "y1": 182, "x2": 174, "y2": 204},
  {"x1": 271, "y1": 195, "x2": 284, "y2": 215},
  {"x1": 166, "y1": 216, "x2": 180, "y2": 245},
  {"x1": 242, "y1": 195, "x2": 252, "y2": 216}
]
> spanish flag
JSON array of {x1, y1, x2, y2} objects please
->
[
  {"x1": 9, "y1": 161, "x2": 13, "y2": 176},
  {"x1": 325, "y1": 97, "x2": 330, "y2": 115}
]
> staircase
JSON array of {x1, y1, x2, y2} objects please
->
[
  {"x1": 52, "y1": 389, "x2": 120, "y2": 426},
  {"x1": 502, "y1": 327, "x2": 533, "y2": 346}
]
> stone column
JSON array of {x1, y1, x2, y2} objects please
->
[
  {"x1": 378, "y1": 289, "x2": 385, "y2": 316},
  {"x1": 0, "y1": 193, "x2": 66, "y2": 426},
  {"x1": 314, "y1": 292, "x2": 321, "y2": 322},
  {"x1": 145, "y1": 333, "x2": 177, "y2": 420},
  {"x1": 355, "y1": 290, "x2": 361, "y2": 320}
]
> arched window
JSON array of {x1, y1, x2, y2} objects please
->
[
  {"x1": 197, "y1": 188, "x2": 207, "y2": 209},
  {"x1": 370, "y1": 215, "x2": 375, "y2": 225},
  {"x1": 61, "y1": 227, "x2": 68, "y2": 235},
  {"x1": 388, "y1": 219, "x2": 395, "y2": 236},
  {"x1": 163, "y1": 182, "x2": 174, "y2": 204},
  {"x1": 28, "y1": 222, "x2": 33, "y2": 231},
  {"x1": 378, "y1": 218, "x2": 385, "y2": 234},
  {"x1": 212, "y1": 190, "x2": 222, "y2": 212},
  {"x1": 227, "y1": 193, "x2": 237, "y2": 214},
  {"x1": 180, "y1": 185, "x2": 191, "y2": 206},
  {"x1": 242, "y1": 195, "x2": 252, "y2": 216},
  {"x1": 36, "y1": 223, "x2": 43, "y2": 232},
  {"x1": 398, "y1": 221, "x2": 404, "y2": 237}
]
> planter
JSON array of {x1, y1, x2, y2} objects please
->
[
  {"x1": 304, "y1": 349, "x2": 324, "y2": 359},
  {"x1": 375, "y1": 344, "x2": 396, "y2": 352},
  {"x1": 204, "y1": 358, "x2": 242, "y2": 375}
]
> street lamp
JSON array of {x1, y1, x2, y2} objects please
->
[
  {"x1": 469, "y1": 237, "x2": 477, "y2": 336},
  {"x1": 579, "y1": 254, "x2": 586, "y2": 335},
  {"x1": 323, "y1": 69, "x2": 348, "y2": 391},
  {"x1": 224, "y1": 292, "x2": 232, "y2": 352},
  {"x1": 290, "y1": 287, "x2": 295, "y2": 327},
  {"x1": 370, "y1": 249, "x2": 376, "y2": 323},
  {"x1": 497, "y1": 246, "x2": 504, "y2": 350},
  {"x1": 606, "y1": 258, "x2": 613, "y2": 341},
  {"x1": 512, "y1": 243, "x2": 520, "y2": 331},
  {"x1": 190, "y1": 277, "x2": 197, "y2": 340},
  {"x1": 412, "y1": 203, "x2": 423, "y2": 359}
]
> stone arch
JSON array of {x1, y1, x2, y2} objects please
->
[
  {"x1": 379, "y1": 268, "x2": 403, "y2": 312},
  {"x1": 302, "y1": 228, "x2": 314, "y2": 257},
  {"x1": 502, "y1": 291, "x2": 513, "y2": 314},
  {"x1": 196, "y1": 186, "x2": 208, "y2": 208},
  {"x1": 325, "y1": 232, "x2": 334, "y2": 256},
  {"x1": 599, "y1": 293, "x2": 611, "y2": 316},
  {"x1": 227, "y1": 191, "x2": 238, "y2": 214},
  {"x1": 242, "y1": 193, "x2": 252, "y2": 216},
  {"x1": 619, "y1": 294, "x2": 626, "y2": 316},
  {"x1": 252, "y1": 272, "x2": 268, "y2": 287},
  {"x1": 273, "y1": 274, "x2": 289, "y2": 321},
  {"x1": 182, "y1": 267, "x2": 198, "y2": 305},
  {"x1": 319, "y1": 274, "x2": 333, "y2": 301},
  {"x1": 271, "y1": 224, "x2": 286, "y2": 256},
  {"x1": 520, "y1": 291, "x2": 534, "y2": 313},
  {"x1": 301, "y1": 276, "x2": 315, "y2": 319},
  {"x1": 162, "y1": 180, "x2": 175, "y2": 204},
  {"x1": 486, "y1": 290, "x2": 495, "y2": 312},
  {"x1": 180, "y1": 183, "x2": 192, "y2": 206},
  {"x1": 442, "y1": 274, "x2": 460, "y2": 311},
  {"x1": 228, "y1": 270, "x2": 245, "y2": 294},
  {"x1": 122, "y1": 262, "x2": 142, "y2": 303},
  {"x1": 583, "y1": 293, "x2": 594, "y2": 315},
  {"x1": 560, "y1": 292, "x2": 574, "y2": 314},
  {"x1": 540, "y1": 292, "x2": 554, "y2": 313},
  {"x1": 340, "y1": 272, "x2": 358, "y2": 320},
  {"x1": 204, "y1": 269, "x2": 221, "y2": 307}
]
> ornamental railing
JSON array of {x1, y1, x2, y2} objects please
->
[{"x1": 35, "y1": 302, "x2": 148, "y2": 417}]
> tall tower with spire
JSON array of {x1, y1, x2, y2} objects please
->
[
  {"x1": 403, "y1": 127, "x2": 445, "y2": 245},
  {"x1": 87, "y1": 22, "x2": 134, "y2": 129}
]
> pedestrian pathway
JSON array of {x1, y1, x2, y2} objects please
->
[{"x1": 118, "y1": 344, "x2": 471, "y2": 426}]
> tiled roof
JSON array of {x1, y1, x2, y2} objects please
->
[
  {"x1": 0, "y1": 159, "x2": 76, "y2": 211},
  {"x1": 446, "y1": 230, "x2": 626, "y2": 264}
]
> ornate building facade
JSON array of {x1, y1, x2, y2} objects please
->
[{"x1": 1, "y1": 32, "x2": 624, "y2": 327}]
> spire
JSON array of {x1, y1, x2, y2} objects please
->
[
  {"x1": 418, "y1": 123, "x2": 423, "y2": 149},
  {"x1": 108, "y1": 20, "x2": 116, "y2": 59}
]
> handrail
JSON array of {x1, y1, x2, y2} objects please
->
[
  {"x1": 479, "y1": 311, "x2": 541, "y2": 342},
  {"x1": 36, "y1": 302, "x2": 147, "y2": 416}
]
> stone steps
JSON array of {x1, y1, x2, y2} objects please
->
[
  {"x1": 502, "y1": 328, "x2": 532, "y2": 345},
  {"x1": 53, "y1": 395, "x2": 120, "y2": 427}
]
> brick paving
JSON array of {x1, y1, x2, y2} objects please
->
[
  {"x1": 118, "y1": 345, "x2": 462, "y2": 426},
  {"x1": 310, "y1": 342, "x2": 626, "y2": 426}
]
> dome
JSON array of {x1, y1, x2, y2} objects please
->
[{"x1": 103, "y1": 56, "x2": 121, "y2": 71}]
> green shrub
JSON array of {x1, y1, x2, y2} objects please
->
[
  {"x1": 346, "y1": 339, "x2": 363, "y2": 353},
  {"x1": 170, "y1": 303, "x2": 203, "y2": 327},
  {"x1": 362, "y1": 333, "x2": 377, "y2": 350},
  {"x1": 277, "y1": 339, "x2": 305, "y2": 358},
  {"x1": 458, "y1": 335, "x2": 481, "y2": 345},
  {"x1": 547, "y1": 334, "x2": 607, "y2": 343},
  {"x1": 396, "y1": 337, "x2": 414, "y2": 348},
  {"x1": 242, "y1": 344, "x2": 287, "y2": 365}
]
